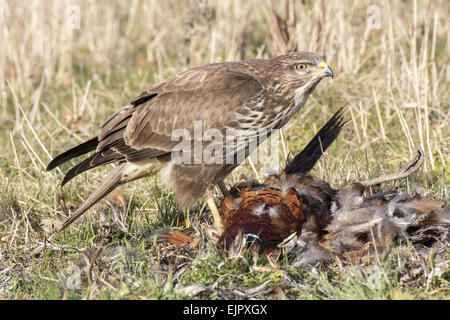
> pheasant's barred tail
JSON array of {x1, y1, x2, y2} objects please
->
[{"x1": 284, "y1": 107, "x2": 346, "y2": 175}]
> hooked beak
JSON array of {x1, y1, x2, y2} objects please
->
[{"x1": 318, "y1": 61, "x2": 334, "y2": 79}]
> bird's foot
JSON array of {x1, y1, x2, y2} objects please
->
[{"x1": 207, "y1": 197, "x2": 224, "y2": 236}]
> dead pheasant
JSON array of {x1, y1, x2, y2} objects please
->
[
  {"x1": 218, "y1": 108, "x2": 449, "y2": 264},
  {"x1": 219, "y1": 108, "x2": 345, "y2": 249}
]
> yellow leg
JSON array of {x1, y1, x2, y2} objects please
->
[{"x1": 207, "y1": 197, "x2": 223, "y2": 235}]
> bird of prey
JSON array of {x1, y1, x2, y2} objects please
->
[{"x1": 47, "y1": 52, "x2": 334, "y2": 234}]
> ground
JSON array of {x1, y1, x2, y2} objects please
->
[{"x1": 0, "y1": 0, "x2": 448, "y2": 299}]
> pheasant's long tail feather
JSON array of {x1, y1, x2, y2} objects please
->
[
  {"x1": 57, "y1": 162, "x2": 125, "y2": 233},
  {"x1": 284, "y1": 107, "x2": 346, "y2": 174}
]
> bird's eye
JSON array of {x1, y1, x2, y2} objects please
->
[{"x1": 296, "y1": 64, "x2": 308, "y2": 71}]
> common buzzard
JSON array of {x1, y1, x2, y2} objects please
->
[{"x1": 47, "y1": 52, "x2": 334, "y2": 234}]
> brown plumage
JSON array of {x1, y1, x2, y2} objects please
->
[
  {"x1": 220, "y1": 107, "x2": 345, "y2": 248},
  {"x1": 219, "y1": 109, "x2": 449, "y2": 265},
  {"x1": 46, "y1": 52, "x2": 334, "y2": 233}
]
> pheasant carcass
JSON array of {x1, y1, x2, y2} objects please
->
[{"x1": 218, "y1": 108, "x2": 449, "y2": 265}]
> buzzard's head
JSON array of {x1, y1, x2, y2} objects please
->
[{"x1": 269, "y1": 52, "x2": 333, "y2": 101}]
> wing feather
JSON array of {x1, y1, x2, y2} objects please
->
[
  {"x1": 49, "y1": 64, "x2": 266, "y2": 185},
  {"x1": 123, "y1": 69, "x2": 264, "y2": 158}
]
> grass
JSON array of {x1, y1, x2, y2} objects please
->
[{"x1": 0, "y1": 0, "x2": 449, "y2": 299}]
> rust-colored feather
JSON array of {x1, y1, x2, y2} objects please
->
[{"x1": 219, "y1": 109, "x2": 449, "y2": 266}]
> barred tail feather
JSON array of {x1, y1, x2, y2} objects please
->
[{"x1": 284, "y1": 107, "x2": 346, "y2": 175}]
